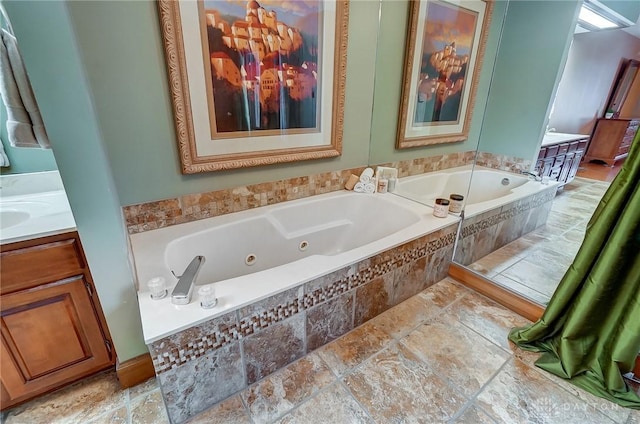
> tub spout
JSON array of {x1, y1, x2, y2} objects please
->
[
  {"x1": 171, "y1": 255, "x2": 205, "y2": 305},
  {"x1": 521, "y1": 171, "x2": 542, "y2": 182}
]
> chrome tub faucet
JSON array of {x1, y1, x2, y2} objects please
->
[
  {"x1": 171, "y1": 255, "x2": 205, "y2": 305},
  {"x1": 521, "y1": 171, "x2": 542, "y2": 182}
]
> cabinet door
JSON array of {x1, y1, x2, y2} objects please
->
[{"x1": 1, "y1": 276, "x2": 112, "y2": 404}]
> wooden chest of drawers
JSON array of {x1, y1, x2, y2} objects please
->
[{"x1": 584, "y1": 118, "x2": 639, "y2": 166}]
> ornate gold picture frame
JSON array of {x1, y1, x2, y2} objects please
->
[
  {"x1": 158, "y1": 0, "x2": 349, "y2": 173},
  {"x1": 397, "y1": 0, "x2": 492, "y2": 149}
]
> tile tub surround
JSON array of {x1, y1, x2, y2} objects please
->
[
  {"x1": 454, "y1": 184, "x2": 558, "y2": 266},
  {"x1": 476, "y1": 151, "x2": 532, "y2": 174},
  {"x1": 123, "y1": 152, "x2": 475, "y2": 234},
  {"x1": 147, "y1": 223, "x2": 458, "y2": 423}
]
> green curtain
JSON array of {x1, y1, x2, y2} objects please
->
[{"x1": 509, "y1": 129, "x2": 640, "y2": 408}]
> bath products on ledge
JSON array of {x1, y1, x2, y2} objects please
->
[
  {"x1": 345, "y1": 174, "x2": 359, "y2": 190},
  {"x1": 433, "y1": 198, "x2": 450, "y2": 218},
  {"x1": 449, "y1": 194, "x2": 464, "y2": 214},
  {"x1": 388, "y1": 177, "x2": 397, "y2": 192},
  {"x1": 359, "y1": 167, "x2": 374, "y2": 184},
  {"x1": 364, "y1": 182, "x2": 376, "y2": 194},
  {"x1": 377, "y1": 178, "x2": 388, "y2": 193}
]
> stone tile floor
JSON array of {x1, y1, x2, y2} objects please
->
[
  {"x1": 468, "y1": 177, "x2": 611, "y2": 305},
  {"x1": 3, "y1": 277, "x2": 639, "y2": 423}
]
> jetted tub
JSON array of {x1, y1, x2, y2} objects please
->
[
  {"x1": 131, "y1": 190, "x2": 459, "y2": 343},
  {"x1": 393, "y1": 165, "x2": 559, "y2": 217}
]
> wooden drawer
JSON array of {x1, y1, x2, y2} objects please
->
[
  {"x1": 553, "y1": 155, "x2": 566, "y2": 167},
  {"x1": 537, "y1": 148, "x2": 547, "y2": 160},
  {"x1": 545, "y1": 145, "x2": 559, "y2": 158},
  {"x1": 557, "y1": 143, "x2": 570, "y2": 155},
  {"x1": 0, "y1": 237, "x2": 85, "y2": 295}
]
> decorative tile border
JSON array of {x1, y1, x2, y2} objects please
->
[
  {"x1": 123, "y1": 152, "x2": 476, "y2": 234},
  {"x1": 476, "y1": 151, "x2": 532, "y2": 174},
  {"x1": 460, "y1": 187, "x2": 556, "y2": 238},
  {"x1": 148, "y1": 224, "x2": 458, "y2": 375}
]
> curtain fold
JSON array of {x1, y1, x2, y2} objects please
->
[{"x1": 509, "y1": 129, "x2": 640, "y2": 409}]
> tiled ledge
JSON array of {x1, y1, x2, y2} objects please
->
[
  {"x1": 123, "y1": 151, "x2": 476, "y2": 234},
  {"x1": 476, "y1": 151, "x2": 532, "y2": 174}
]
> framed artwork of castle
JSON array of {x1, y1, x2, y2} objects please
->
[
  {"x1": 397, "y1": 0, "x2": 493, "y2": 149},
  {"x1": 159, "y1": 0, "x2": 349, "y2": 173}
]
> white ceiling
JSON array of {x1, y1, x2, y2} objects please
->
[{"x1": 622, "y1": 15, "x2": 640, "y2": 39}]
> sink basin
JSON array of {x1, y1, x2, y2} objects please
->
[{"x1": 0, "y1": 210, "x2": 30, "y2": 229}]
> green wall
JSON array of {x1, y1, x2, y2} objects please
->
[
  {"x1": 368, "y1": 0, "x2": 509, "y2": 165},
  {"x1": 4, "y1": 0, "x2": 146, "y2": 361},
  {"x1": 0, "y1": 103, "x2": 58, "y2": 175},
  {"x1": 66, "y1": 0, "x2": 380, "y2": 206},
  {"x1": 478, "y1": 0, "x2": 581, "y2": 162}
]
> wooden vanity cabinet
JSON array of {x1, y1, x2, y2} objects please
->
[
  {"x1": 0, "y1": 232, "x2": 114, "y2": 409},
  {"x1": 534, "y1": 139, "x2": 588, "y2": 187},
  {"x1": 584, "y1": 118, "x2": 639, "y2": 166}
]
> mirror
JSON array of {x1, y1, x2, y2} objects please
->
[{"x1": 450, "y1": 1, "x2": 639, "y2": 305}]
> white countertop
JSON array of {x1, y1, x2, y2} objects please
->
[
  {"x1": 541, "y1": 132, "x2": 589, "y2": 147},
  {"x1": 0, "y1": 171, "x2": 76, "y2": 245}
]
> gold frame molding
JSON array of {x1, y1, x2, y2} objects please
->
[
  {"x1": 397, "y1": 0, "x2": 493, "y2": 149},
  {"x1": 158, "y1": 0, "x2": 349, "y2": 173}
]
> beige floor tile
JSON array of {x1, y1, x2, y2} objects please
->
[
  {"x1": 477, "y1": 359, "x2": 616, "y2": 424},
  {"x1": 469, "y1": 251, "x2": 524, "y2": 278},
  {"x1": 507, "y1": 353, "x2": 634, "y2": 424},
  {"x1": 418, "y1": 276, "x2": 469, "y2": 308},
  {"x1": 367, "y1": 293, "x2": 441, "y2": 339},
  {"x1": 240, "y1": 352, "x2": 335, "y2": 424},
  {"x1": 275, "y1": 383, "x2": 373, "y2": 424},
  {"x1": 317, "y1": 320, "x2": 393, "y2": 377},
  {"x1": 3, "y1": 371, "x2": 127, "y2": 424},
  {"x1": 628, "y1": 410, "x2": 640, "y2": 424},
  {"x1": 446, "y1": 291, "x2": 531, "y2": 351},
  {"x1": 128, "y1": 377, "x2": 159, "y2": 401},
  {"x1": 186, "y1": 395, "x2": 251, "y2": 424},
  {"x1": 400, "y1": 316, "x2": 510, "y2": 396},
  {"x1": 129, "y1": 389, "x2": 169, "y2": 424},
  {"x1": 87, "y1": 406, "x2": 129, "y2": 424},
  {"x1": 491, "y1": 274, "x2": 550, "y2": 305},
  {"x1": 500, "y1": 259, "x2": 567, "y2": 299},
  {"x1": 344, "y1": 343, "x2": 467, "y2": 423},
  {"x1": 452, "y1": 405, "x2": 497, "y2": 423}
]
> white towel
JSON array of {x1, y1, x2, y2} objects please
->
[
  {"x1": 359, "y1": 167, "x2": 374, "y2": 184},
  {"x1": 354, "y1": 182, "x2": 365, "y2": 193},
  {"x1": 364, "y1": 183, "x2": 376, "y2": 194},
  {"x1": 0, "y1": 29, "x2": 50, "y2": 149},
  {"x1": 0, "y1": 139, "x2": 9, "y2": 167}
]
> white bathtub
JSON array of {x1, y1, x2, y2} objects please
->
[
  {"x1": 393, "y1": 165, "x2": 559, "y2": 217},
  {"x1": 131, "y1": 190, "x2": 459, "y2": 343}
]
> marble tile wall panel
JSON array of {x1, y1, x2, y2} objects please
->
[
  {"x1": 148, "y1": 311, "x2": 240, "y2": 374},
  {"x1": 392, "y1": 257, "x2": 429, "y2": 305},
  {"x1": 455, "y1": 186, "x2": 557, "y2": 265},
  {"x1": 243, "y1": 314, "x2": 306, "y2": 385},
  {"x1": 124, "y1": 152, "x2": 475, "y2": 234},
  {"x1": 306, "y1": 292, "x2": 355, "y2": 351},
  {"x1": 157, "y1": 343, "x2": 245, "y2": 424},
  {"x1": 353, "y1": 271, "x2": 395, "y2": 327}
]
